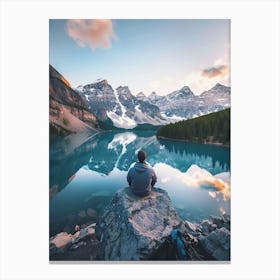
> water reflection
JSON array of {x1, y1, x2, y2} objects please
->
[
  {"x1": 50, "y1": 132, "x2": 99, "y2": 195},
  {"x1": 50, "y1": 131, "x2": 230, "y2": 235},
  {"x1": 157, "y1": 138, "x2": 230, "y2": 172}
]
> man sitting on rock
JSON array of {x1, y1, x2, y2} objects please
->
[{"x1": 127, "y1": 150, "x2": 157, "y2": 197}]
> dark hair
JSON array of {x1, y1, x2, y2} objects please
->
[{"x1": 137, "y1": 150, "x2": 146, "y2": 163}]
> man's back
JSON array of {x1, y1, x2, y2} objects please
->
[{"x1": 127, "y1": 161, "x2": 157, "y2": 196}]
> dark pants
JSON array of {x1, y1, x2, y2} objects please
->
[{"x1": 130, "y1": 184, "x2": 154, "y2": 197}]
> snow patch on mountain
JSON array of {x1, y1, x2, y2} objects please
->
[
  {"x1": 133, "y1": 105, "x2": 167, "y2": 125},
  {"x1": 108, "y1": 88, "x2": 137, "y2": 129},
  {"x1": 107, "y1": 111, "x2": 137, "y2": 129},
  {"x1": 160, "y1": 112, "x2": 185, "y2": 123}
]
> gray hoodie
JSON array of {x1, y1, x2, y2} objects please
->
[{"x1": 127, "y1": 161, "x2": 157, "y2": 196}]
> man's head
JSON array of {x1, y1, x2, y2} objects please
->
[{"x1": 137, "y1": 150, "x2": 146, "y2": 163}]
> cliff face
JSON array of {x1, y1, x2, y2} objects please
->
[{"x1": 49, "y1": 65, "x2": 99, "y2": 135}]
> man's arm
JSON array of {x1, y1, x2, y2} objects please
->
[
  {"x1": 127, "y1": 169, "x2": 132, "y2": 186},
  {"x1": 151, "y1": 170, "x2": 157, "y2": 187}
]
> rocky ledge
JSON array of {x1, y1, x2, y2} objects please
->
[
  {"x1": 96, "y1": 187, "x2": 182, "y2": 260},
  {"x1": 50, "y1": 187, "x2": 230, "y2": 261}
]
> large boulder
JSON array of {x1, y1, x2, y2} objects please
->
[
  {"x1": 96, "y1": 187, "x2": 183, "y2": 260},
  {"x1": 199, "y1": 227, "x2": 230, "y2": 260}
]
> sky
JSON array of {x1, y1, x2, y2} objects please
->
[{"x1": 49, "y1": 19, "x2": 230, "y2": 96}]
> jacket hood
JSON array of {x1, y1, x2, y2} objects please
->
[{"x1": 134, "y1": 162, "x2": 151, "y2": 173}]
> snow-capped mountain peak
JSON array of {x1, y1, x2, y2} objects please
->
[
  {"x1": 167, "y1": 86, "x2": 194, "y2": 100},
  {"x1": 148, "y1": 83, "x2": 230, "y2": 120},
  {"x1": 200, "y1": 83, "x2": 230, "y2": 96},
  {"x1": 149, "y1": 91, "x2": 158, "y2": 98},
  {"x1": 75, "y1": 85, "x2": 84, "y2": 92},
  {"x1": 95, "y1": 78, "x2": 106, "y2": 83},
  {"x1": 180, "y1": 86, "x2": 193, "y2": 95},
  {"x1": 211, "y1": 83, "x2": 230, "y2": 92},
  {"x1": 137, "y1": 92, "x2": 146, "y2": 98},
  {"x1": 116, "y1": 86, "x2": 133, "y2": 97}
]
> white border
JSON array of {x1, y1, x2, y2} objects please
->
[{"x1": 1, "y1": 0, "x2": 279, "y2": 279}]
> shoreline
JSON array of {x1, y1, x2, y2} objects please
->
[
  {"x1": 49, "y1": 209, "x2": 231, "y2": 261},
  {"x1": 157, "y1": 135, "x2": 230, "y2": 148}
]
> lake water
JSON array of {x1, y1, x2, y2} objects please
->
[{"x1": 49, "y1": 131, "x2": 230, "y2": 236}]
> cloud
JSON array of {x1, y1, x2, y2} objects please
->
[
  {"x1": 201, "y1": 64, "x2": 229, "y2": 79},
  {"x1": 65, "y1": 19, "x2": 117, "y2": 50},
  {"x1": 180, "y1": 57, "x2": 230, "y2": 95}
]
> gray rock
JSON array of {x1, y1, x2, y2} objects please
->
[
  {"x1": 50, "y1": 223, "x2": 97, "y2": 257},
  {"x1": 200, "y1": 219, "x2": 213, "y2": 234},
  {"x1": 70, "y1": 241, "x2": 87, "y2": 250},
  {"x1": 49, "y1": 232, "x2": 75, "y2": 256},
  {"x1": 199, "y1": 227, "x2": 230, "y2": 260},
  {"x1": 184, "y1": 220, "x2": 198, "y2": 233},
  {"x1": 211, "y1": 223, "x2": 218, "y2": 231},
  {"x1": 210, "y1": 215, "x2": 230, "y2": 230},
  {"x1": 97, "y1": 187, "x2": 183, "y2": 260},
  {"x1": 76, "y1": 223, "x2": 96, "y2": 243}
]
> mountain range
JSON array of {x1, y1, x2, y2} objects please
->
[
  {"x1": 49, "y1": 65, "x2": 230, "y2": 133},
  {"x1": 77, "y1": 80, "x2": 230, "y2": 129}
]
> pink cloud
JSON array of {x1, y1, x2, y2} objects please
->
[
  {"x1": 65, "y1": 19, "x2": 117, "y2": 50},
  {"x1": 201, "y1": 64, "x2": 229, "y2": 79}
]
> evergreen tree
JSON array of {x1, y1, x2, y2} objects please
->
[{"x1": 156, "y1": 108, "x2": 230, "y2": 145}]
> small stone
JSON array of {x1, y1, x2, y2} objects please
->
[
  {"x1": 185, "y1": 233, "x2": 197, "y2": 242},
  {"x1": 87, "y1": 208, "x2": 97, "y2": 217},
  {"x1": 78, "y1": 210, "x2": 87, "y2": 218},
  {"x1": 73, "y1": 231, "x2": 80, "y2": 239},
  {"x1": 211, "y1": 224, "x2": 218, "y2": 231},
  {"x1": 87, "y1": 228, "x2": 95, "y2": 235},
  {"x1": 70, "y1": 241, "x2": 86, "y2": 250},
  {"x1": 77, "y1": 228, "x2": 88, "y2": 241},
  {"x1": 200, "y1": 219, "x2": 212, "y2": 234},
  {"x1": 210, "y1": 215, "x2": 225, "y2": 228},
  {"x1": 87, "y1": 223, "x2": 96, "y2": 228},
  {"x1": 50, "y1": 232, "x2": 73, "y2": 249},
  {"x1": 185, "y1": 220, "x2": 197, "y2": 232}
]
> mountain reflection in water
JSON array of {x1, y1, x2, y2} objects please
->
[{"x1": 49, "y1": 131, "x2": 230, "y2": 236}]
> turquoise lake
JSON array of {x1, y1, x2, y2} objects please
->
[{"x1": 49, "y1": 131, "x2": 230, "y2": 236}]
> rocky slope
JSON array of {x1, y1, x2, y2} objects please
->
[
  {"x1": 136, "y1": 91, "x2": 149, "y2": 102},
  {"x1": 50, "y1": 187, "x2": 230, "y2": 261},
  {"x1": 49, "y1": 65, "x2": 100, "y2": 135}
]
